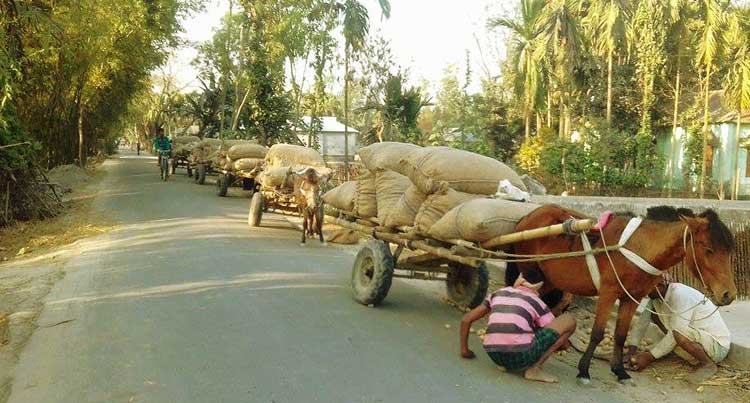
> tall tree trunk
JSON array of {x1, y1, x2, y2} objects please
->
[
  {"x1": 558, "y1": 93, "x2": 564, "y2": 139},
  {"x1": 669, "y1": 63, "x2": 681, "y2": 197},
  {"x1": 78, "y1": 103, "x2": 85, "y2": 167},
  {"x1": 219, "y1": 0, "x2": 234, "y2": 133},
  {"x1": 344, "y1": 45, "x2": 351, "y2": 179},
  {"x1": 524, "y1": 106, "x2": 531, "y2": 140},
  {"x1": 733, "y1": 109, "x2": 742, "y2": 200},
  {"x1": 536, "y1": 112, "x2": 541, "y2": 134},
  {"x1": 606, "y1": 49, "x2": 613, "y2": 126},
  {"x1": 546, "y1": 91, "x2": 552, "y2": 128},
  {"x1": 700, "y1": 64, "x2": 712, "y2": 198}
]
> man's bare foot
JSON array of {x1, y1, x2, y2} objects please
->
[
  {"x1": 524, "y1": 367, "x2": 559, "y2": 383},
  {"x1": 687, "y1": 362, "x2": 717, "y2": 385}
]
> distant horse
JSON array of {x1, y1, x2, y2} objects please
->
[
  {"x1": 506, "y1": 204, "x2": 736, "y2": 385},
  {"x1": 292, "y1": 167, "x2": 327, "y2": 245}
]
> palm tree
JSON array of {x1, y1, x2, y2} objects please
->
[
  {"x1": 536, "y1": 0, "x2": 581, "y2": 140},
  {"x1": 696, "y1": 0, "x2": 726, "y2": 197},
  {"x1": 584, "y1": 0, "x2": 628, "y2": 127},
  {"x1": 723, "y1": 12, "x2": 750, "y2": 200},
  {"x1": 490, "y1": 0, "x2": 546, "y2": 139},
  {"x1": 336, "y1": 0, "x2": 390, "y2": 177}
]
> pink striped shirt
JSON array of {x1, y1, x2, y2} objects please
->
[{"x1": 482, "y1": 286, "x2": 555, "y2": 352}]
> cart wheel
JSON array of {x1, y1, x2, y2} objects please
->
[
  {"x1": 446, "y1": 262, "x2": 489, "y2": 309},
  {"x1": 197, "y1": 164, "x2": 206, "y2": 185},
  {"x1": 216, "y1": 174, "x2": 229, "y2": 197},
  {"x1": 170, "y1": 158, "x2": 176, "y2": 174},
  {"x1": 351, "y1": 240, "x2": 394, "y2": 306},
  {"x1": 187, "y1": 166, "x2": 193, "y2": 178},
  {"x1": 248, "y1": 192, "x2": 264, "y2": 227}
]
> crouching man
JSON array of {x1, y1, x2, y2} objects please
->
[
  {"x1": 626, "y1": 278, "x2": 731, "y2": 384},
  {"x1": 459, "y1": 267, "x2": 576, "y2": 383}
]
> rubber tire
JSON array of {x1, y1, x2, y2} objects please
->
[
  {"x1": 161, "y1": 156, "x2": 169, "y2": 181},
  {"x1": 446, "y1": 262, "x2": 489, "y2": 309},
  {"x1": 193, "y1": 166, "x2": 199, "y2": 183},
  {"x1": 187, "y1": 166, "x2": 193, "y2": 178},
  {"x1": 170, "y1": 158, "x2": 176, "y2": 174},
  {"x1": 351, "y1": 240, "x2": 394, "y2": 306},
  {"x1": 248, "y1": 192, "x2": 264, "y2": 227},
  {"x1": 197, "y1": 164, "x2": 206, "y2": 185},
  {"x1": 216, "y1": 174, "x2": 229, "y2": 197}
]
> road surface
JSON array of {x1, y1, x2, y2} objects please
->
[{"x1": 7, "y1": 150, "x2": 671, "y2": 402}]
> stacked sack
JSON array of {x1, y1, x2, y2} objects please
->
[
  {"x1": 323, "y1": 141, "x2": 541, "y2": 243},
  {"x1": 173, "y1": 136, "x2": 200, "y2": 158},
  {"x1": 226, "y1": 143, "x2": 268, "y2": 172},
  {"x1": 258, "y1": 144, "x2": 329, "y2": 190}
]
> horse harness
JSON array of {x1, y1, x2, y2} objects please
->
[{"x1": 580, "y1": 216, "x2": 662, "y2": 291}]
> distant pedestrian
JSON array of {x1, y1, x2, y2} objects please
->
[
  {"x1": 459, "y1": 267, "x2": 577, "y2": 383},
  {"x1": 136, "y1": 142, "x2": 141, "y2": 155}
]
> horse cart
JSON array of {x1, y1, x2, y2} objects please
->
[
  {"x1": 171, "y1": 155, "x2": 192, "y2": 177},
  {"x1": 324, "y1": 210, "x2": 595, "y2": 309},
  {"x1": 216, "y1": 167, "x2": 260, "y2": 197},
  {"x1": 247, "y1": 184, "x2": 300, "y2": 227}
]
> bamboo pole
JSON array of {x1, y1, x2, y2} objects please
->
[{"x1": 480, "y1": 218, "x2": 595, "y2": 249}]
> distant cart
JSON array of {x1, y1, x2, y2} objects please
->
[
  {"x1": 247, "y1": 185, "x2": 301, "y2": 227},
  {"x1": 325, "y1": 210, "x2": 595, "y2": 309},
  {"x1": 216, "y1": 167, "x2": 260, "y2": 197},
  {"x1": 171, "y1": 155, "x2": 192, "y2": 177}
]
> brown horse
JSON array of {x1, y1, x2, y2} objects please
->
[
  {"x1": 292, "y1": 167, "x2": 327, "y2": 246},
  {"x1": 505, "y1": 204, "x2": 736, "y2": 385}
]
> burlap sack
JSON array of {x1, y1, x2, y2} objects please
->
[
  {"x1": 322, "y1": 181, "x2": 357, "y2": 212},
  {"x1": 428, "y1": 199, "x2": 541, "y2": 242},
  {"x1": 383, "y1": 185, "x2": 427, "y2": 228},
  {"x1": 375, "y1": 170, "x2": 412, "y2": 224},
  {"x1": 202, "y1": 138, "x2": 223, "y2": 148},
  {"x1": 266, "y1": 144, "x2": 325, "y2": 168},
  {"x1": 173, "y1": 135, "x2": 200, "y2": 144},
  {"x1": 413, "y1": 189, "x2": 482, "y2": 235},
  {"x1": 358, "y1": 142, "x2": 422, "y2": 172},
  {"x1": 399, "y1": 146, "x2": 527, "y2": 195},
  {"x1": 233, "y1": 158, "x2": 263, "y2": 172},
  {"x1": 228, "y1": 143, "x2": 268, "y2": 160},
  {"x1": 259, "y1": 166, "x2": 292, "y2": 188},
  {"x1": 353, "y1": 169, "x2": 377, "y2": 218}
]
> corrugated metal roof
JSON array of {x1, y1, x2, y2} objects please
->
[{"x1": 293, "y1": 116, "x2": 358, "y2": 133}]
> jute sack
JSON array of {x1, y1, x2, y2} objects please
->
[
  {"x1": 266, "y1": 144, "x2": 325, "y2": 168},
  {"x1": 233, "y1": 158, "x2": 263, "y2": 172},
  {"x1": 375, "y1": 170, "x2": 412, "y2": 224},
  {"x1": 428, "y1": 199, "x2": 541, "y2": 242},
  {"x1": 219, "y1": 155, "x2": 233, "y2": 171},
  {"x1": 173, "y1": 135, "x2": 200, "y2": 144},
  {"x1": 259, "y1": 166, "x2": 292, "y2": 188},
  {"x1": 358, "y1": 142, "x2": 422, "y2": 172},
  {"x1": 399, "y1": 146, "x2": 527, "y2": 195},
  {"x1": 228, "y1": 143, "x2": 268, "y2": 160},
  {"x1": 322, "y1": 181, "x2": 357, "y2": 212},
  {"x1": 413, "y1": 189, "x2": 482, "y2": 235},
  {"x1": 201, "y1": 138, "x2": 223, "y2": 148},
  {"x1": 353, "y1": 169, "x2": 377, "y2": 218},
  {"x1": 383, "y1": 185, "x2": 427, "y2": 228}
]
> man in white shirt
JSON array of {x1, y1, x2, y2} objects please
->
[{"x1": 625, "y1": 278, "x2": 731, "y2": 384}]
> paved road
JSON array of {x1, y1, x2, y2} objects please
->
[{"x1": 9, "y1": 150, "x2": 638, "y2": 402}]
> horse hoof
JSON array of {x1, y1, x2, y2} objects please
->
[
  {"x1": 618, "y1": 378, "x2": 635, "y2": 387},
  {"x1": 576, "y1": 377, "x2": 592, "y2": 387}
]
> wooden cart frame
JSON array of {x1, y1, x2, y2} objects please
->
[
  {"x1": 170, "y1": 155, "x2": 192, "y2": 177},
  {"x1": 325, "y1": 211, "x2": 595, "y2": 309},
  {"x1": 247, "y1": 187, "x2": 301, "y2": 227}
]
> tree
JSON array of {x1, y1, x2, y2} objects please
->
[
  {"x1": 490, "y1": 0, "x2": 546, "y2": 139},
  {"x1": 695, "y1": 0, "x2": 727, "y2": 197},
  {"x1": 723, "y1": 11, "x2": 750, "y2": 200}
]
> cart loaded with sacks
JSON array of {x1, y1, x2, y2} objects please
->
[
  {"x1": 215, "y1": 143, "x2": 269, "y2": 197},
  {"x1": 247, "y1": 144, "x2": 331, "y2": 227},
  {"x1": 320, "y1": 142, "x2": 596, "y2": 309}
]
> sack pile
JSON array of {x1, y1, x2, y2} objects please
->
[
  {"x1": 259, "y1": 144, "x2": 328, "y2": 190},
  {"x1": 173, "y1": 136, "x2": 200, "y2": 158},
  {"x1": 323, "y1": 141, "x2": 540, "y2": 242}
]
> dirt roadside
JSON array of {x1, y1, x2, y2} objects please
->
[{"x1": 0, "y1": 161, "x2": 116, "y2": 401}]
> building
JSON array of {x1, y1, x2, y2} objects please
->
[
  {"x1": 295, "y1": 116, "x2": 358, "y2": 162},
  {"x1": 657, "y1": 90, "x2": 750, "y2": 198}
]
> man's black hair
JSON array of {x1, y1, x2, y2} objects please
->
[{"x1": 522, "y1": 267, "x2": 545, "y2": 284}]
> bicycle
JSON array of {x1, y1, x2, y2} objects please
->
[{"x1": 158, "y1": 149, "x2": 171, "y2": 181}]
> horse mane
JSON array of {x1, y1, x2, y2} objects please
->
[
  {"x1": 647, "y1": 206, "x2": 734, "y2": 252},
  {"x1": 700, "y1": 209, "x2": 735, "y2": 252}
]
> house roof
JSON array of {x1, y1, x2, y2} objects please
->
[
  {"x1": 293, "y1": 116, "x2": 358, "y2": 134},
  {"x1": 707, "y1": 90, "x2": 750, "y2": 124}
]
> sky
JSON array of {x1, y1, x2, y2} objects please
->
[{"x1": 166, "y1": 0, "x2": 514, "y2": 95}]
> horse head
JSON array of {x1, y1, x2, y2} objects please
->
[
  {"x1": 293, "y1": 167, "x2": 324, "y2": 211},
  {"x1": 681, "y1": 209, "x2": 737, "y2": 306}
]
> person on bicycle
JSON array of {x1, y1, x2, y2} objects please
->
[{"x1": 153, "y1": 127, "x2": 172, "y2": 156}]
